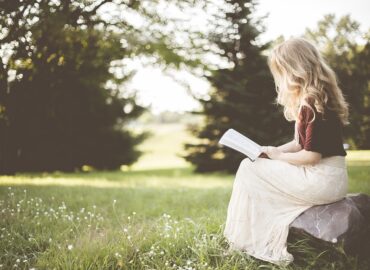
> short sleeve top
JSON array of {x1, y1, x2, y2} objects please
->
[{"x1": 294, "y1": 104, "x2": 347, "y2": 157}]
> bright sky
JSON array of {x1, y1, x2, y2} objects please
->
[{"x1": 127, "y1": 0, "x2": 370, "y2": 114}]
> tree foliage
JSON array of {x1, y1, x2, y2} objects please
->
[
  {"x1": 0, "y1": 0, "x2": 201, "y2": 173},
  {"x1": 183, "y1": 0, "x2": 292, "y2": 173},
  {"x1": 304, "y1": 14, "x2": 370, "y2": 149}
]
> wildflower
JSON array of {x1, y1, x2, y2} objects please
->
[{"x1": 67, "y1": 244, "x2": 73, "y2": 250}]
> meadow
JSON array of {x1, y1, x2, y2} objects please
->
[{"x1": 1, "y1": 123, "x2": 370, "y2": 270}]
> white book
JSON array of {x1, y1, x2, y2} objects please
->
[{"x1": 218, "y1": 128, "x2": 263, "y2": 161}]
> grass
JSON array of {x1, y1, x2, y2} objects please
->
[
  {"x1": 129, "y1": 123, "x2": 197, "y2": 170},
  {"x1": 0, "y1": 123, "x2": 369, "y2": 269}
]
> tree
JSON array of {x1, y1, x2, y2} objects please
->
[
  {"x1": 0, "y1": 0, "x2": 202, "y2": 173},
  {"x1": 183, "y1": 0, "x2": 292, "y2": 173},
  {"x1": 1, "y1": 21, "x2": 149, "y2": 172},
  {"x1": 304, "y1": 14, "x2": 370, "y2": 149}
]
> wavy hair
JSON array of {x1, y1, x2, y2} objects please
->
[{"x1": 267, "y1": 37, "x2": 350, "y2": 125}]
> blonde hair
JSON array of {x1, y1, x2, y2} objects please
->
[{"x1": 267, "y1": 37, "x2": 350, "y2": 125}]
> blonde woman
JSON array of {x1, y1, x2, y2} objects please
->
[{"x1": 223, "y1": 37, "x2": 350, "y2": 266}]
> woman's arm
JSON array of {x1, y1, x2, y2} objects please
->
[
  {"x1": 277, "y1": 139, "x2": 302, "y2": 153},
  {"x1": 277, "y1": 150, "x2": 322, "y2": 166},
  {"x1": 261, "y1": 146, "x2": 322, "y2": 166}
]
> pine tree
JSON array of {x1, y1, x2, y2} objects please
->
[{"x1": 183, "y1": 0, "x2": 292, "y2": 173}]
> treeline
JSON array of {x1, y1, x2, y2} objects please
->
[{"x1": 0, "y1": 0, "x2": 368, "y2": 174}]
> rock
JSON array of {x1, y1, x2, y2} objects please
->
[{"x1": 289, "y1": 193, "x2": 370, "y2": 258}]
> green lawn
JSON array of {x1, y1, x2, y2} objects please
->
[{"x1": 1, "y1": 124, "x2": 369, "y2": 269}]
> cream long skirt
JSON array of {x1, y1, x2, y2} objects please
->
[{"x1": 223, "y1": 155, "x2": 348, "y2": 266}]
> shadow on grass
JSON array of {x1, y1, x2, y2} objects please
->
[
  {"x1": 287, "y1": 229, "x2": 370, "y2": 269},
  {"x1": 8, "y1": 166, "x2": 232, "y2": 180}
]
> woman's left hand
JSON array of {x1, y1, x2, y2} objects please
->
[{"x1": 261, "y1": 146, "x2": 283, "y2": 160}]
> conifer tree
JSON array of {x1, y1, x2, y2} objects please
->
[{"x1": 184, "y1": 0, "x2": 292, "y2": 173}]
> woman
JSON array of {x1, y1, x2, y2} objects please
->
[{"x1": 223, "y1": 37, "x2": 350, "y2": 266}]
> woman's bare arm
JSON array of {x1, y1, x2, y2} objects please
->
[
  {"x1": 278, "y1": 150, "x2": 322, "y2": 166},
  {"x1": 277, "y1": 139, "x2": 302, "y2": 153},
  {"x1": 261, "y1": 145, "x2": 322, "y2": 165}
]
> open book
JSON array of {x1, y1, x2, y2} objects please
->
[{"x1": 218, "y1": 128, "x2": 263, "y2": 161}]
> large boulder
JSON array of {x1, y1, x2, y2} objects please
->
[{"x1": 289, "y1": 193, "x2": 370, "y2": 258}]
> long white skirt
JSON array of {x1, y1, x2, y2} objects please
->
[{"x1": 223, "y1": 155, "x2": 348, "y2": 266}]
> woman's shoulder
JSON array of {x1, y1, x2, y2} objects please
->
[
  {"x1": 299, "y1": 100, "x2": 337, "y2": 124},
  {"x1": 298, "y1": 103, "x2": 320, "y2": 123}
]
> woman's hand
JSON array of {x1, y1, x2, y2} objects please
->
[{"x1": 261, "y1": 146, "x2": 283, "y2": 160}]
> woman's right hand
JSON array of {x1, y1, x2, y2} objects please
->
[
  {"x1": 261, "y1": 146, "x2": 283, "y2": 160},
  {"x1": 258, "y1": 152, "x2": 270, "y2": 159},
  {"x1": 259, "y1": 146, "x2": 270, "y2": 159}
]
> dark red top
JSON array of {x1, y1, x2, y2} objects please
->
[{"x1": 295, "y1": 104, "x2": 347, "y2": 157}]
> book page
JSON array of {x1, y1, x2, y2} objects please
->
[{"x1": 219, "y1": 129, "x2": 262, "y2": 161}]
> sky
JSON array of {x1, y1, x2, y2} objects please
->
[{"x1": 127, "y1": 0, "x2": 370, "y2": 114}]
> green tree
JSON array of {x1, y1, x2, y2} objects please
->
[
  {"x1": 183, "y1": 0, "x2": 292, "y2": 173},
  {"x1": 0, "y1": 0, "x2": 202, "y2": 173},
  {"x1": 304, "y1": 14, "x2": 370, "y2": 149},
  {"x1": 1, "y1": 23, "x2": 149, "y2": 172}
]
